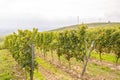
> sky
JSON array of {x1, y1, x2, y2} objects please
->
[{"x1": 0, "y1": 0, "x2": 120, "y2": 34}]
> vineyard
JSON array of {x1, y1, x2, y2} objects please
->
[{"x1": 1, "y1": 24, "x2": 120, "y2": 80}]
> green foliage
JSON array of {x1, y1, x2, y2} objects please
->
[
  {"x1": 4, "y1": 24, "x2": 120, "y2": 72},
  {"x1": 4, "y1": 29, "x2": 38, "y2": 74},
  {"x1": 94, "y1": 27, "x2": 120, "y2": 64}
]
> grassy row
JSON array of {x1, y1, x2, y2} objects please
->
[
  {"x1": 36, "y1": 56, "x2": 73, "y2": 80},
  {"x1": 91, "y1": 51, "x2": 120, "y2": 64},
  {"x1": 36, "y1": 50, "x2": 120, "y2": 80},
  {"x1": 0, "y1": 50, "x2": 19, "y2": 80},
  {"x1": 87, "y1": 63, "x2": 120, "y2": 80},
  {"x1": 34, "y1": 70, "x2": 45, "y2": 80},
  {"x1": 0, "y1": 49, "x2": 45, "y2": 80}
]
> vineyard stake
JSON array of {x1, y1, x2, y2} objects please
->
[
  {"x1": 81, "y1": 41, "x2": 94, "y2": 78},
  {"x1": 30, "y1": 44, "x2": 34, "y2": 80}
]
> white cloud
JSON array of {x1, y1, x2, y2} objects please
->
[
  {"x1": 0, "y1": 0, "x2": 120, "y2": 32},
  {"x1": 0, "y1": 0, "x2": 119, "y2": 18}
]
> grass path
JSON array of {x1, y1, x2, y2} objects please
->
[
  {"x1": 90, "y1": 59, "x2": 120, "y2": 70},
  {"x1": 36, "y1": 51, "x2": 120, "y2": 80},
  {"x1": 91, "y1": 51, "x2": 120, "y2": 64},
  {"x1": 36, "y1": 56, "x2": 74, "y2": 80},
  {"x1": 38, "y1": 64, "x2": 59, "y2": 80},
  {"x1": 0, "y1": 49, "x2": 26, "y2": 80},
  {"x1": 1, "y1": 48, "x2": 119, "y2": 80},
  {"x1": 0, "y1": 49, "x2": 46, "y2": 80}
]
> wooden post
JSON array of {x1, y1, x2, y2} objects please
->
[
  {"x1": 81, "y1": 41, "x2": 94, "y2": 78},
  {"x1": 30, "y1": 44, "x2": 34, "y2": 80}
]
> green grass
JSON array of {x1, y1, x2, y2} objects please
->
[
  {"x1": 36, "y1": 57, "x2": 58, "y2": 73},
  {"x1": 87, "y1": 63, "x2": 120, "y2": 80},
  {"x1": 36, "y1": 56, "x2": 73, "y2": 80},
  {"x1": 50, "y1": 22, "x2": 120, "y2": 31},
  {"x1": 91, "y1": 51, "x2": 120, "y2": 64},
  {"x1": 34, "y1": 70, "x2": 45, "y2": 80},
  {"x1": 0, "y1": 49, "x2": 45, "y2": 80},
  {"x1": 88, "y1": 63, "x2": 111, "y2": 75},
  {"x1": 0, "y1": 50, "x2": 18, "y2": 80},
  {"x1": 37, "y1": 50, "x2": 120, "y2": 80}
]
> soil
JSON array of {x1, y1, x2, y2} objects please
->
[
  {"x1": 89, "y1": 59, "x2": 120, "y2": 70},
  {"x1": 36, "y1": 52, "x2": 120, "y2": 80},
  {"x1": 38, "y1": 64, "x2": 60, "y2": 80}
]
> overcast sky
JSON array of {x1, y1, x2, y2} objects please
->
[{"x1": 0, "y1": 0, "x2": 120, "y2": 34}]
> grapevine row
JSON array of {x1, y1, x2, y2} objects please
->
[{"x1": 3, "y1": 24, "x2": 120, "y2": 79}]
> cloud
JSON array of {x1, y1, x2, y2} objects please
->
[{"x1": 0, "y1": 0, "x2": 120, "y2": 33}]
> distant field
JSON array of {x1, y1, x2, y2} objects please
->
[{"x1": 51, "y1": 22, "x2": 120, "y2": 31}]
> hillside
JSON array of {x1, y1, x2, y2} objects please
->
[{"x1": 51, "y1": 22, "x2": 120, "y2": 31}]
